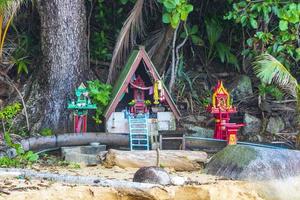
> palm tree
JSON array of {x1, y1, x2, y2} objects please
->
[
  {"x1": 253, "y1": 53, "x2": 300, "y2": 147},
  {"x1": 0, "y1": 0, "x2": 24, "y2": 60},
  {"x1": 106, "y1": 0, "x2": 177, "y2": 84}
]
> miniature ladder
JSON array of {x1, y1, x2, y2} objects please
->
[{"x1": 128, "y1": 114, "x2": 149, "y2": 150}]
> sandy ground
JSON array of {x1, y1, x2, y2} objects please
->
[{"x1": 0, "y1": 164, "x2": 299, "y2": 200}]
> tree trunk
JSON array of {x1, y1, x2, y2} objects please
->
[
  {"x1": 26, "y1": 0, "x2": 88, "y2": 133},
  {"x1": 104, "y1": 149, "x2": 207, "y2": 171}
]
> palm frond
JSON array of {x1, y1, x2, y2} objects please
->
[
  {"x1": 0, "y1": 0, "x2": 24, "y2": 22},
  {"x1": 253, "y1": 53, "x2": 298, "y2": 97},
  {"x1": 205, "y1": 18, "x2": 222, "y2": 47},
  {"x1": 107, "y1": 0, "x2": 146, "y2": 83},
  {"x1": 145, "y1": 28, "x2": 166, "y2": 57}
]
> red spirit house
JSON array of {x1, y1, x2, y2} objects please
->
[
  {"x1": 104, "y1": 47, "x2": 180, "y2": 146},
  {"x1": 208, "y1": 81, "x2": 245, "y2": 145}
]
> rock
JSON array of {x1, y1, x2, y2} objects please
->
[
  {"x1": 256, "y1": 135, "x2": 263, "y2": 142},
  {"x1": 242, "y1": 113, "x2": 262, "y2": 136},
  {"x1": 185, "y1": 115, "x2": 207, "y2": 124},
  {"x1": 61, "y1": 145, "x2": 107, "y2": 166},
  {"x1": 266, "y1": 116, "x2": 285, "y2": 134},
  {"x1": 230, "y1": 75, "x2": 253, "y2": 101},
  {"x1": 133, "y1": 166, "x2": 171, "y2": 185},
  {"x1": 6, "y1": 148, "x2": 17, "y2": 158},
  {"x1": 104, "y1": 149, "x2": 207, "y2": 171},
  {"x1": 205, "y1": 145, "x2": 300, "y2": 181},
  {"x1": 183, "y1": 124, "x2": 214, "y2": 138},
  {"x1": 170, "y1": 175, "x2": 187, "y2": 185}
]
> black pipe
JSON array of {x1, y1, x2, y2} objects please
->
[{"x1": 21, "y1": 132, "x2": 129, "y2": 151}]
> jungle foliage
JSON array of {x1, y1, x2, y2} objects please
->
[
  {"x1": 0, "y1": 0, "x2": 298, "y2": 134},
  {"x1": 0, "y1": 102, "x2": 39, "y2": 167},
  {"x1": 87, "y1": 80, "x2": 112, "y2": 124},
  {"x1": 225, "y1": 1, "x2": 299, "y2": 72}
]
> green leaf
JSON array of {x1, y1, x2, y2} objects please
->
[
  {"x1": 228, "y1": 53, "x2": 238, "y2": 65},
  {"x1": 279, "y1": 20, "x2": 288, "y2": 31},
  {"x1": 240, "y1": 15, "x2": 247, "y2": 26},
  {"x1": 17, "y1": 61, "x2": 28, "y2": 74},
  {"x1": 277, "y1": 45, "x2": 285, "y2": 52},
  {"x1": 191, "y1": 35, "x2": 204, "y2": 46},
  {"x1": 205, "y1": 18, "x2": 222, "y2": 47},
  {"x1": 190, "y1": 25, "x2": 198, "y2": 34},
  {"x1": 163, "y1": 0, "x2": 176, "y2": 10},
  {"x1": 25, "y1": 151, "x2": 39, "y2": 162},
  {"x1": 162, "y1": 13, "x2": 171, "y2": 23},
  {"x1": 246, "y1": 38, "x2": 253, "y2": 47},
  {"x1": 171, "y1": 13, "x2": 180, "y2": 28},
  {"x1": 250, "y1": 17, "x2": 258, "y2": 29},
  {"x1": 119, "y1": 0, "x2": 128, "y2": 5},
  {"x1": 185, "y1": 4, "x2": 193, "y2": 13},
  {"x1": 215, "y1": 43, "x2": 228, "y2": 62},
  {"x1": 180, "y1": 11, "x2": 188, "y2": 21}
]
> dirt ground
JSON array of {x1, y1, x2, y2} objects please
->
[{"x1": 0, "y1": 164, "x2": 299, "y2": 200}]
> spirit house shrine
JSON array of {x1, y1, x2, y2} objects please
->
[{"x1": 104, "y1": 47, "x2": 181, "y2": 150}]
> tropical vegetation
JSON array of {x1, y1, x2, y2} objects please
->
[{"x1": 0, "y1": 0, "x2": 297, "y2": 148}]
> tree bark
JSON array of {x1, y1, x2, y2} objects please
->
[
  {"x1": 26, "y1": 0, "x2": 88, "y2": 133},
  {"x1": 104, "y1": 149, "x2": 207, "y2": 171}
]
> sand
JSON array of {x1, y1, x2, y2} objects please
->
[{"x1": 0, "y1": 164, "x2": 299, "y2": 200}]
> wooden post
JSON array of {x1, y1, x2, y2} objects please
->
[
  {"x1": 182, "y1": 134, "x2": 186, "y2": 150},
  {"x1": 159, "y1": 134, "x2": 163, "y2": 150}
]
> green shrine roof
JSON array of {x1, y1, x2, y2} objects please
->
[
  {"x1": 104, "y1": 47, "x2": 181, "y2": 120},
  {"x1": 109, "y1": 49, "x2": 140, "y2": 107},
  {"x1": 67, "y1": 83, "x2": 97, "y2": 112}
]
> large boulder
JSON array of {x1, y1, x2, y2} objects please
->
[
  {"x1": 230, "y1": 75, "x2": 253, "y2": 102},
  {"x1": 184, "y1": 115, "x2": 207, "y2": 124},
  {"x1": 205, "y1": 145, "x2": 300, "y2": 181},
  {"x1": 242, "y1": 113, "x2": 262, "y2": 136},
  {"x1": 183, "y1": 124, "x2": 214, "y2": 138},
  {"x1": 266, "y1": 116, "x2": 285, "y2": 134},
  {"x1": 133, "y1": 166, "x2": 171, "y2": 185}
]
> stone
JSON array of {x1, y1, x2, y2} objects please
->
[
  {"x1": 133, "y1": 166, "x2": 171, "y2": 185},
  {"x1": 170, "y1": 175, "x2": 187, "y2": 185},
  {"x1": 205, "y1": 145, "x2": 300, "y2": 181},
  {"x1": 266, "y1": 116, "x2": 285, "y2": 134},
  {"x1": 230, "y1": 75, "x2": 253, "y2": 101},
  {"x1": 183, "y1": 124, "x2": 214, "y2": 138},
  {"x1": 61, "y1": 145, "x2": 106, "y2": 166},
  {"x1": 185, "y1": 115, "x2": 207, "y2": 124},
  {"x1": 242, "y1": 113, "x2": 262, "y2": 136},
  {"x1": 6, "y1": 148, "x2": 17, "y2": 158}
]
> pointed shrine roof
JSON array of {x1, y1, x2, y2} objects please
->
[{"x1": 104, "y1": 47, "x2": 181, "y2": 120}]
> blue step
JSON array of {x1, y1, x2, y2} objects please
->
[
  {"x1": 132, "y1": 144, "x2": 149, "y2": 147},
  {"x1": 128, "y1": 114, "x2": 149, "y2": 151}
]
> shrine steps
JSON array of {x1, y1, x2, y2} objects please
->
[{"x1": 128, "y1": 114, "x2": 149, "y2": 150}]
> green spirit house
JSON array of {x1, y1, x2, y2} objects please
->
[
  {"x1": 104, "y1": 47, "x2": 181, "y2": 150},
  {"x1": 68, "y1": 83, "x2": 97, "y2": 133}
]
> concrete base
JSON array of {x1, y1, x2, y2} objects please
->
[{"x1": 61, "y1": 145, "x2": 106, "y2": 166}]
